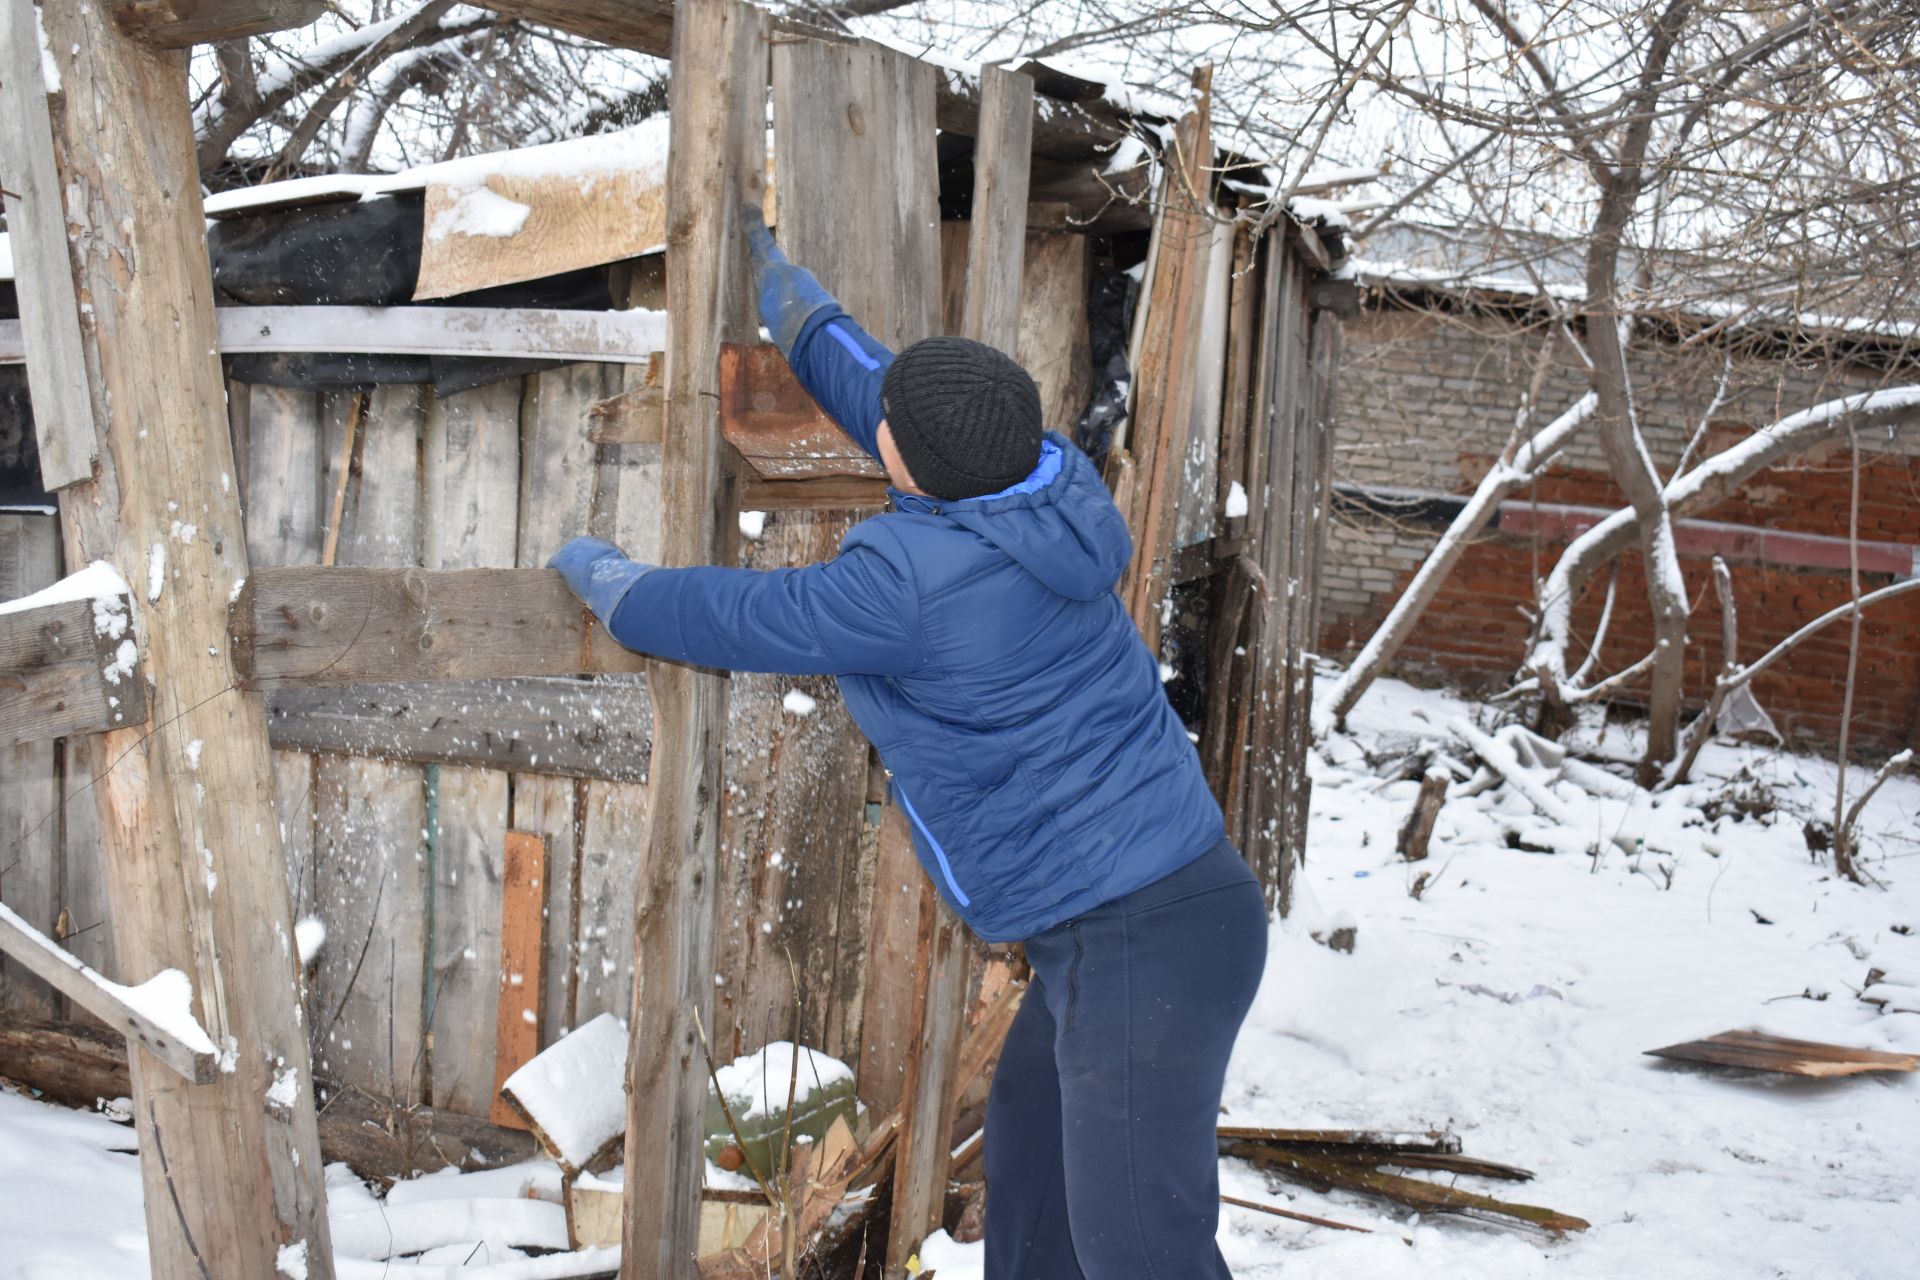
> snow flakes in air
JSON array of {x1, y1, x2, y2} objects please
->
[
  {"x1": 185, "y1": 739, "x2": 204, "y2": 771},
  {"x1": 169, "y1": 519, "x2": 198, "y2": 545},
  {"x1": 146, "y1": 543, "x2": 166, "y2": 603},
  {"x1": 781, "y1": 689, "x2": 818, "y2": 716}
]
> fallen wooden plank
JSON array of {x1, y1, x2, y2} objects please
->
[
  {"x1": 1645, "y1": 1029, "x2": 1920, "y2": 1077},
  {"x1": 0, "y1": 0, "x2": 98, "y2": 489},
  {"x1": 502, "y1": 1010, "x2": 631, "y2": 1174},
  {"x1": 231, "y1": 566, "x2": 649, "y2": 687},
  {"x1": 1398, "y1": 768, "x2": 1450, "y2": 862},
  {"x1": 0, "y1": 591, "x2": 149, "y2": 748},
  {"x1": 1223, "y1": 1142, "x2": 1590, "y2": 1236},
  {"x1": 1220, "y1": 1194, "x2": 1397, "y2": 1239},
  {"x1": 264, "y1": 676, "x2": 650, "y2": 780},
  {"x1": 0, "y1": 904, "x2": 218, "y2": 1084},
  {"x1": 0, "y1": 1014, "x2": 541, "y2": 1177},
  {"x1": 1217, "y1": 1125, "x2": 1463, "y2": 1155}
]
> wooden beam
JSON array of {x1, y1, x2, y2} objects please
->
[
  {"x1": 0, "y1": 0, "x2": 99, "y2": 489},
  {"x1": 35, "y1": 1, "x2": 336, "y2": 1269},
  {"x1": 230, "y1": 566, "x2": 648, "y2": 687},
  {"x1": 0, "y1": 902, "x2": 219, "y2": 1082},
  {"x1": 0, "y1": 592, "x2": 149, "y2": 747},
  {"x1": 738, "y1": 474, "x2": 890, "y2": 511},
  {"x1": 263, "y1": 676, "x2": 651, "y2": 780},
  {"x1": 108, "y1": 0, "x2": 325, "y2": 48},
  {"x1": 619, "y1": 2, "x2": 762, "y2": 1274},
  {"x1": 0, "y1": 1014, "x2": 544, "y2": 1179},
  {"x1": 587, "y1": 360, "x2": 664, "y2": 444}
]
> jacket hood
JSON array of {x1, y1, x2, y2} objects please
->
[{"x1": 925, "y1": 434, "x2": 1132, "y2": 601}]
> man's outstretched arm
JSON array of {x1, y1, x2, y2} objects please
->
[
  {"x1": 742, "y1": 204, "x2": 893, "y2": 464},
  {"x1": 549, "y1": 536, "x2": 920, "y2": 677}
]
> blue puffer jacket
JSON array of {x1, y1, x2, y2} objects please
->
[{"x1": 603, "y1": 299, "x2": 1226, "y2": 942}]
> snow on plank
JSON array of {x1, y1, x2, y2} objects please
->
[
  {"x1": 0, "y1": 903, "x2": 218, "y2": 1083},
  {"x1": 499, "y1": 1011, "x2": 629, "y2": 1173},
  {"x1": 1646, "y1": 1029, "x2": 1920, "y2": 1078},
  {"x1": 0, "y1": 561, "x2": 146, "y2": 747}
]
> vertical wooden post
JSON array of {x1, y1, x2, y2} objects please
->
[
  {"x1": 619, "y1": 1, "x2": 764, "y2": 1273},
  {"x1": 28, "y1": 1, "x2": 334, "y2": 1275},
  {"x1": 883, "y1": 61, "x2": 1038, "y2": 1277}
]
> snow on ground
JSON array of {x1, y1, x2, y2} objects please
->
[
  {"x1": 3, "y1": 679, "x2": 1916, "y2": 1277},
  {"x1": 1216, "y1": 675, "x2": 1920, "y2": 1279}
]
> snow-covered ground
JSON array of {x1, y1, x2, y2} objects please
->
[{"x1": 3, "y1": 677, "x2": 1916, "y2": 1278}]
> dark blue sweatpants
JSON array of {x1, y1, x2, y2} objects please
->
[{"x1": 983, "y1": 838, "x2": 1267, "y2": 1278}]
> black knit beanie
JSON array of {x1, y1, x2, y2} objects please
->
[{"x1": 881, "y1": 337, "x2": 1044, "y2": 500}]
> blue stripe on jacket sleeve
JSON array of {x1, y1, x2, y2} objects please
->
[{"x1": 787, "y1": 305, "x2": 892, "y2": 463}]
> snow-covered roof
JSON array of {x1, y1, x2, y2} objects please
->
[
  {"x1": 1352, "y1": 221, "x2": 1919, "y2": 348},
  {"x1": 202, "y1": 116, "x2": 674, "y2": 220}
]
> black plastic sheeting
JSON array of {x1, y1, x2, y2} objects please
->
[
  {"x1": 1073, "y1": 258, "x2": 1139, "y2": 463},
  {"x1": 209, "y1": 192, "x2": 619, "y2": 393}
]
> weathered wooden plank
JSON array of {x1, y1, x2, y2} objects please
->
[
  {"x1": 0, "y1": 512, "x2": 61, "y2": 1014},
  {"x1": 858, "y1": 807, "x2": 928, "y2": 1119},
  {"x1": 108, "y1": 0, "x2": 324, "y2": 47},
  {"x1": 1118, "y1": 73, "x2": 1214, "y2": 649},
  {"x1": 489, "y1": 830, "x2": 546, "y2": 1128},
  {"x1": 480, "y1": 1, "x2": 1135, "y2": 161},
  {"x1": 242, "y1": 385, "x2": 325, "y2": 567},
  {"x1": 574, "y1": 780, "x2": 646, "y2": 1024},
  {"x1": 0, "y1": 0, "x2": 97, "y2": 489},
  {"x1": 1016, "y1": 232, "x2": 1094, "y2": 433},
  {"x1": 887, "y1": 885, "x2": 971, "y2": 1274},
  {"x1": 960, "y1": 65, "x2": 1034, "y2": 351},
  {"x1": 617, "y1": 4, "x2": 763, "y2": 1271},
  {"x1": 309, "y1": 754, "x2": 428, "y2": 1103},
  {"x1": 264, "y1": 677, "x2": 650, "y2": 780},
  {"x1": 0, "y1": 593, "x2": 148, "y2": 748},
  {"x1": 0, "y1": 306, "x2": 668, "y2": 366},
  {"x1": 772, "y1": 38, "x2": 942, "y2": 348},
  {"x1": 712, "y1": 510, "x2": 870, "y2": 1061},
  {"x1": 1213, "y1": 228, "x2": 1260, "y2": 545},
  {"x1": 1174, "y1": 217, "x2": 1237, "y2": 548},
  {"x1": 423, "y1": 377, "x2": 521, "y2": 1118},
  {"x1": 587, "y1": 375, "x2": 664, "y2": 446},
  {"x1": 55, "y1": 736, "x2": 114, "y2": 988},
  {"x1": 0, "y1": 901, "x2": 218, "y2": 1081},
  {"x1": 306, "y1": 379, "x2": 428, "y2": 1113},
  {"x1": 1646, "y1": 1029, "x2": 1920, "y2": 1077},
  {"x1": 0, "y1": 1011, "x2": 542, "y2": 1178},
  {"x1": 231, "y1": 566, "x2": 650, "y2": 686}
]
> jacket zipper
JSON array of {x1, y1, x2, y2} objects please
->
[{"x1": 893, "y1": 781, "x2": 971, "y2": 908}]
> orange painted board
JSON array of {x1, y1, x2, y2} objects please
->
[{"x1": 490, "y1": 830, "x2": 548, "y2": 1128}]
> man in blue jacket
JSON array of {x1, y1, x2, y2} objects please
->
[{"x1": 551, "y1": 207, "x2": 1266, "y2": 1278}]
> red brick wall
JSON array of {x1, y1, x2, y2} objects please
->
[{"x1": 1321, "y1": 453, "x2": 1920, "y2": 753}]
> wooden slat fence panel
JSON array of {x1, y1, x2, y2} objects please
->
[
  {"x1": 422, "y1": 378, "x2": 522, "y2": 1117},
  {"x1": 307, "y1": 383, "x2": 430, "y2": 1108},
  {"x1": 0, "y1": 513, "x2": 62, "y2": 1014}
]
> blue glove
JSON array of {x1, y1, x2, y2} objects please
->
[
  {"x1": 741, "y1": 202, "x2": 835, "y2": 356},
  {"x1": 549, "y1": 537, "x2": 655, "y2": 628}
]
